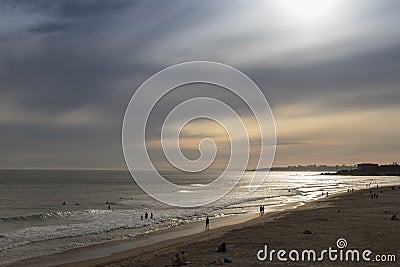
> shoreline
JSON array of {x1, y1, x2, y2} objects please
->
[
  {"x1": 52, "y1": 207, "x2": 302, "y2": 267},
  {"x1": 12, "y1": 185, "x2": 400, "y2": 267},
  {"x1": 57, "y1": 185, "x2": 400, "y2": 266},
  {"x1": 27, "y1": 212, "x2": 261, "y2": 267},
  {"x1": 44, "y1": 194, "x2": 337, "y2": 266},
  {"x1": 17, "y1": 195, "x2": 315, "y2": 267}
]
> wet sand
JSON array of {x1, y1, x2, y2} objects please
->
[{"x1": 52, "y1": 185, "x2": 400, "y2": 267}]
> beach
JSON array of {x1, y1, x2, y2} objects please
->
[
  {"x1": 7, "y1": 170, "x2": 393, "y2": 266},
  {"x1": 53, "y1": 185, "x2": 400, "y2": 267}
]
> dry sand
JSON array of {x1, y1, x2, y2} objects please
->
[{"x1": 57, "y1": 186, "x2": 400, "y2": 267}]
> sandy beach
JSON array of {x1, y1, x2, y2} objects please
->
[{"x1": 50, "y1": 185, "x2": 400, "y2": 267}]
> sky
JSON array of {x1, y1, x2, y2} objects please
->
[{"x1": 0, "y1": 0, "x2": 400, "y2": 169}]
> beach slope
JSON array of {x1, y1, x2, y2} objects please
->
[{"x1": 59, "y1": 186, "x2": 400, "y2": 266}]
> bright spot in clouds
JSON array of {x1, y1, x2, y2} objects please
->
[{"x1": 275, "y1": 0, "x2": 342, "y2": 21}]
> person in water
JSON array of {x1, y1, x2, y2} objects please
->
[{"x1": 145, "y1": 212, "x2": 148, "y2": 219}]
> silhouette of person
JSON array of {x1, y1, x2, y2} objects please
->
[
  {"x1": 141, "y1": 215, "x2": 143, "y2": 220},
  {"x1": 205, "y1": 216, "x2": 210, "y2": 230},
  {"x1": 108, "y1": 204, "x2": 111, "y2": 210},
  {"x1": 150, "y1": 212, "x2": 153, "y2": 219},
  {"x1": 145, "y1": 212, "x2": 148, "y2": 219},
  {"x1": 217, "y1": 242, "x2": 227, "y2": 252},
  {"x1": 181, "y1": 251, "x2": 188, "y2": 264},
  {"x1": 171, "y1": 253, "x2": 182, "y2": 266}
]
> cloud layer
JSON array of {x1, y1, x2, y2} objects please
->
[{"x1": 1, "y1": 0, "x2": 399, "y2": 168}]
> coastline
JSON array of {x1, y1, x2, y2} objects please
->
[
  {"x1": 51, "y1": 206, "x2": 302, "y2": 267},
  {"x1": 20, "y1": 211, "x2": 260, "y2": 267},
  {"x1": 19, "y1": 199, "x2": 303, "y2": 267},
  {"x1": 13, "y1": 185, "x2": 400, "y2": 267},
  {"x1": 56, "y1": 185, "x2": 400, "y2": 266}
]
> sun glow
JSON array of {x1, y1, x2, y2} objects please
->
[{"x1": 276, "y1": 0, "x2": 342, "y2": 22}]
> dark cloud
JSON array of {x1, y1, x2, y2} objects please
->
[
  {"x1": 248, "y1": 40, "x2": 400, "y2": 113},
  {"x1": 1, "y1": 0, "x2": 136, "y2": 17},
  {"x1": 50, "y1": 0, "x2": 136, "y2": 18},
  {"x1": 29, "y1": 22, "x2": 72, "y2": 33}
]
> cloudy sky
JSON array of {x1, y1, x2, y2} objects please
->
[{"x1": 1, "y1": 0, "x2": 399, "y2": 169}]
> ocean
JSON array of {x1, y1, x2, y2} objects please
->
[{"x1": 0, "y1": 169, "x2": 398, "y2": 266}]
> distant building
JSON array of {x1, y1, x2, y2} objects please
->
[
  {"x1": 332, "y1": 162, "x2": 400, "y2": 176},
  {"x1": 378, "y1": 162, "x2": 400, "y2": 173},
  {"x1": 357, "y1": 163, "x2": 379, "y2": 172}
]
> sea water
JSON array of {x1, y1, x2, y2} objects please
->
[{"x1": 0, "y1": 169, "x2": 398, "y2": 266}]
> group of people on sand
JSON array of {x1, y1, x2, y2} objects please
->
[
  {"x1": 170, "y1": 244, "x2": 230, "y2": 265},
  {"x1": 140, "y1": 211, "x2": 153, "y2": 220},
  {"x1": 171, "y1": 251, "x2": 190, "y2": 266},
  {"x1": 259, "y1": 205, "x2": 265, "y2": 215},
  {"x1": 370, "y1": 191, "x2": 380, "y2": 199},
  {"x1": 369, "y1": 184, "x2": 382, "y2": 199}
]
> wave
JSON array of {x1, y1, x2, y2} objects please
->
[
  {"x1": 0, "y1": 213, "x2": 59, "y2": 223},
  {"x1": 178, "y1": 190, "x2": 192, "y2": 193},
  {"x1": 188, "y1": 183, "x2": 205, "y2": 187},
  {"x1": 0, "y1": 208, "x2": 209, "y2": 253},
  {"x1": 0, "y1": 210, "x2": 153, "y2": 252},
  {"x1": 0, "y1": 209, "x2": 112, "y2": 224}
]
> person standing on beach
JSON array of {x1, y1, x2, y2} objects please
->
[{"x1": 205, "y1": 216, "x2": 210, "y2": 230}]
